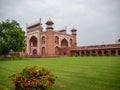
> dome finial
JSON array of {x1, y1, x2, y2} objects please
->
[
  {"x1": 45, "y1": 18, "x2": 54, "y2": 25},
  {"x1": 45, "y1": 18, "x2": 54, "y2": 30},
  {"x1": 71, "y1": 27, "x2": 77, "y2": 35}
]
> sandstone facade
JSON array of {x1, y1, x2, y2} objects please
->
[{"x1": 25, "y1": 18, "x2": 120, "y2": 57}]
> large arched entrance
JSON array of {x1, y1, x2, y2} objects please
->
[
  {"x1": 29, "y1": 36, "x2": 38, "y2": 55},
  {"x1": 29, "y1": 36, "x2": 37, "y2": 47},
  {"x1": 61, "y1": 39, "x2": 68, "y2": 47},
  {"x1": 59, "y1": 39, "x2": 69, "y2": 55}
]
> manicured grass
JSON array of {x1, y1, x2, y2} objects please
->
[
  {"x1": 0, "y1": 84, "x2": 10, "y2": 90},
  {"x1": 0, "y1": 56, "x2": 120, "y2": 90}
]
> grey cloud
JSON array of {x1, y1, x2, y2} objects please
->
[{"x1": 0, "y1": 0, "x2": 120, "y2": 46}]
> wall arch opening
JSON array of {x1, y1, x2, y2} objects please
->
[
  {"x1": 98, "y1": 51, "x2": 102, "y2": 56},
  {"x1": 29, "y1": 36, "x2": 37, "y2": 47},
  {"x1": 118, "y1": 50, "x2": 120, "y2": 55},
  {"x1": 81, "y1": 51, "x2": 85, "y2": 56},
  {"x1": 61, "y1": 38, "x2": 68, "y2": 47},
  {"x1": 41, "y1": 36, "x2": 45, "y2": 44},
  {"x1": 104, "y1": 50, "x2": 109, "y2": 56},
  {"x1": 29, "y1": 36, "x2": 38, "y2": 55},
  {"x1": 92, "y1": 51, "x2": 96, "y2": 56},
  {"x1": 111, "y1": 50, "x2": 116, "y2": 56},
  {"x1": 86, "y1": 51, "x2": 90, "y2": 56},
  {"x1": 55, "y1": 36, "x2": 59, "y2": 44}
]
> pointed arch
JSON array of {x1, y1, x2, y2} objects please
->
[
  {"x1": 41, "y1": 36, "x2": 45, "y2": 44},
  {"x1": 104, "y1": 50, "x2": 109, "y2": 56},
  {"x1": 81, "y1": 51, "x2": 85, "y2": 56},
  {"x1": 92, "y1": 51, "x2": 96, "y2": 56},
  {"x1": 61, "y1": 38, "x2": 68, "y2": 47},
  {"x1": 55, "y1": 36, "x2": 59, "y2": 44},
  {"x1": 86, "y1": 51, "x2": 90, "y2": 56},
  {"x1": 111, "y1": 50, "x2": 116, "y2": 56},
  {"x1": 29, "y1": 36, "x2": 37, "y2": 47},
  {"x1": 98, "y1": 51, "x2": 102, "y2": 56}
]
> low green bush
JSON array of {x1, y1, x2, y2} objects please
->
[{"x1": 10, "y1": 66, "x2": 57, "y2": 90}]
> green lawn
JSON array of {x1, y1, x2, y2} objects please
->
[{"x1": 0, "y1": 56, "x2": 120, "y2": 90}]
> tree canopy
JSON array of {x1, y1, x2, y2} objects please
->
[{"x1": 0, "y1": 20, "x2": 25, "y2": 56}]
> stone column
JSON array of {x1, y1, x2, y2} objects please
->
[
  {"x1": 95, "y1": 50, "x2": 98, "y2": 56},
  {"x1": 79, "y1": 51, "x2": 82, "y2": 56},
  {"x1": 101, "y1": 50, "x2": 104, "y2": 56},
  {"x1": 90, "y1": 50, "x2": 92, "y2": 56},
  {"x1": 84, "y1": 51, "x2": 87, "y2": 56},
  {"x1": 108, "y1": 50, "x2": 111, "y2": 56}
]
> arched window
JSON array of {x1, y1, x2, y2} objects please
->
[
  {"x1": 41, "y1": 36, "x2": 45, "y2": 44},
  {"x1": 55, "y1": 36, "x2": 59, "y2": 44},
  {"x1": 29, "y1": 36, "x2": 37, "y2": 47},
  {"x1": 61, "y1": 38, "x2": 68, "y2": 47}
]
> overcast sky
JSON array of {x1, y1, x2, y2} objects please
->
[{"x1": 0, "y1": 0, "x2": 120, "y2": 46}]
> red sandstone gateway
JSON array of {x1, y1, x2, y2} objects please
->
[{"x1": 20, "y1": 18, "x2": 120, "y2": 57}]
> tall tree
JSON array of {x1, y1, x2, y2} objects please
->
[{"x1": 0, "y1": 20, "x2": 25, "y2": 57}]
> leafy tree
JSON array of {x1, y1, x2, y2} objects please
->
[
  {"x1": 118, "y1": 38, "x2": 120, "y2": 42},
  {"x1": 0, "y1": 20, "x2": 25, "y2": 57}
]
